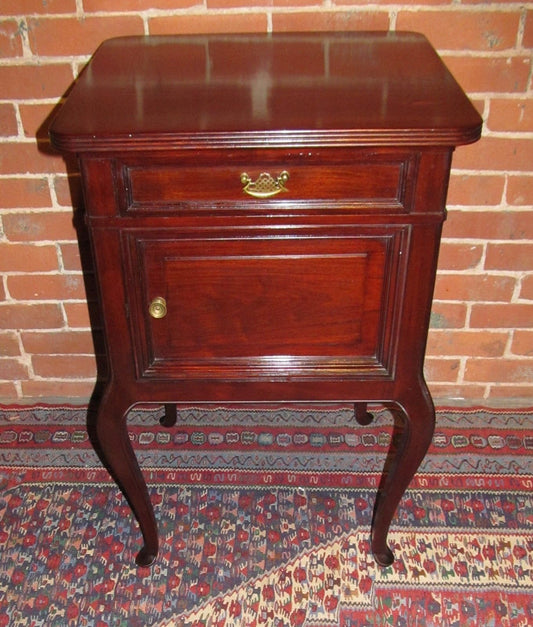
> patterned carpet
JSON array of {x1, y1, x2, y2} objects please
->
[{"x1": 0, "y1": 404, "x2": 531, "y2": 626}]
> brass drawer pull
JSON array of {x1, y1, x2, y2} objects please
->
[
  {"x1": 148, "y1": 296, "x2": 167, "y2": 319},
  {"x1": 240, "y1": 170, "x2": 289, "y2": 198}
]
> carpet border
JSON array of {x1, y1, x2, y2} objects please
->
[{"x1": 1, "y1": 402, "x2": 533, "y2": 413}]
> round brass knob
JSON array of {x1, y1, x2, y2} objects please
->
[{"x1": 148, "y1": 296, "x2": 167, "y2": 319}]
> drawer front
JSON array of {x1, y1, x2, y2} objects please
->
[
  {"x1": 125, "y1": 227, "x2": 406, "y2": 380},
  {"x1": 118, "y1": 152, "x2": 417, "y2": 214}
]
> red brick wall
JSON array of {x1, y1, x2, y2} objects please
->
[{"x1": 1, "y1": 2, "x2": 532, "y2": 403}]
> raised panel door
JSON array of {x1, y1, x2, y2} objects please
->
[{"x1": 124, "y1": 228, "x2": 406, "y2": 380}]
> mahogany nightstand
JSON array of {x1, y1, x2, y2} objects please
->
[{"x1": 49, "y1": 32, "x2": 482, "y2": 567}]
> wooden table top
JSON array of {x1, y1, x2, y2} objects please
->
[{"x1": 49, "y1": 32, "x2": 482, "y2": 152}]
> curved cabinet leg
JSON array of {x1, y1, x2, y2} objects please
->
[
  {"x1": 371, "y1": 382, "x2": 435, "y2": 567},
  {"x1": 95, "y1": 385, "x2": 159, "y2": 566}
]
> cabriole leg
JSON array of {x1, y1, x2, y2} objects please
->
[
  {"x1": 371, "y1": 382, "x2": 435, "y2": 566},
  {"x1": 95, "y1": 385, "x2": 159, "y2": 566}
]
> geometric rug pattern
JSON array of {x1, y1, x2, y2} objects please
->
[{"x1": 0, "y1": 404, "x2": 531, "y2": 626}]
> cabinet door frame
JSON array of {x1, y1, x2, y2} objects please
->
[{"x1": 123, "y1": 224, "x2": 409, "y2": 382}]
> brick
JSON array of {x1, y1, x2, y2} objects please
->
[
  {"x1": 62, "y1": 300, "x2": 88, "y2": 324},
  {"x1": 53, "y1": 175, "x2": 83, "y2": 208},
  {"x1": 523, "y1": 10, "x2": 533, "y2": 48},
  {"x1": 443, "y1": 55, "x2": 531, "y2": 93},
  {"x1": 0, "y1": 103, "x2": 18, "y2": 137},
  {"x1": 208, "y1": 0, "x2": 273, "y2": 7},
  {"x1": 21, "y1": 379, "x2": 96, "y2": 399},
  {"x1": 341, "y1": 0, "x2": 447, "y2": 4},
  {"x1": 272, "y1": 11, "x2": 389, "y2": 32},
  {"x1": 0, "y1": 282, "x2": 5, "y2": 302},
  {"x1": 470, "y1": 304, "x2": 533, "y2": 329},
  {"x1": 447, "y1": 174, "x2": 504, "y2": 206},
  {"x1": 511, "y1": 330, "x2": 533, "y2": 357},
  {"x1": 520, "y1": 275, "x2": 533, "y2": 300},
  {"x1": 74, "y1": 272, "x2": 97, "y2": 301},
  {"x1": 0, "y1": 381, "x2": 18, "y2": 398},
  {"x1": 434, "y1": 274, "x2": 515, "y2": 302},
  {"x1": 0, "y1": 243, "x2": 58, "y2": 272},
  {"x1": 149, "y1": 13, "x2": 268, "y2": 35},
  {"x1": 427, "y1": 330, "x2": 508, "y2": 358},
  {"x1": 63, "y1": 302, "x2": 94, "y2": 328},
  {"x1": 0, "y1": 142, "x2": 68, "y2": 176},
  {"x1": 28, "y1": 16, "x2": 144, "y2": 56},
  {"x1": 21, "y1": 330, "x2": 97, "y2": 355},
  {"x1": 464, "y1": 358, "x2": 533, "y2": 383},
  {"x1": 485, "y1": 243, "x2": 533, "y2": 271},
  {"x1": 471, "y1": 98, "x2": 485, "y2": 117},
  {"x1": 0, "y1": 358, "x2": 29, "y2": 380},
  {"x1": 2, "y1": 212, "x2": 76, "y2": 242},
  {"x1": 0, "y1": 19, "x2": 24, "y2": 58},
  {"x1": 487, "y1": 384, "x2": 533, "y2": 400},
  {"x1": 7, "y1": 274, "x2": 85, "y2": 301},
  {"x1": 0, "y1": 0, "x2": 76, "y2": 14},
  {"x1": 0, "y1": 178, "x2": 51, "y2": 209},
  {"x1": 32, "y1": 354, "x2": 97, "y2": 378},
  {"x1": 0, "y1": 303, "x2": 64, "y2": 329},
  {"x1": 0, "y1": 332, "x2": 21, "y2": 357},
  {"x1": 396, "y1": 11, "x2": 520, "y2": 51},
  {"x1": 444, "y1": 210, "x2": 533, "y2": 240},
  {"x1": 488, "y1": 99, "x2": 533, "y2": 132},
  {"x1": 428, "y1": 383, "x2": 487, "y2": 400},
  {"x1": 429, "y1": 302, "x2": 468, "y2": 329},
  {"x1": 85, "y1": 0, "x2": 196, "y2": 9},
  {"x1": 507, "y1": 176, "x2": 533, "y2": 206},
  {"x1": 424, "y1": 357, "x2": 460, "y2": 382},
  {"x1": 0, "y1": 64, "x2": 74, "y2": 100},
  {"x1": 437, "y1": 243, "x2": 483, "y2": 271},
  {"x1": 452, "y1": 137, "x2": 533, "y2": 172},
  {"x1": 59, "y1": 243, "x2": 83, "y2": 272},
  {"x1": 19, "y1": 103, "x2": 58, "y2": 140},
  {"x1": 209, "y1": 0, "x2": 317, "y2": 6},
  {"x1": 68, "y1": 237, "x2": 93, "y2": 269}
]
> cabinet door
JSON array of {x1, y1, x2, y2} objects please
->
[{"x1": 124, "y1": 228, "x2": 406, "y2": 380}]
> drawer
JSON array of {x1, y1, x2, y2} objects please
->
[
  {"x1": 124, "y1": 226, "x2": 406, "y2": 380},
  {"x1": 118, "y1": 152, "x2": 417, "y2": 214}
]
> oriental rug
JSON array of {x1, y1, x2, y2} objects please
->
[{"x1": 0, "y1": 404, "x2": 531, "y2": 626}]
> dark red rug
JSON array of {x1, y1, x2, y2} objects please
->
[{"x1": 0, "y1": 404, "x2": 531, "y2": 626}]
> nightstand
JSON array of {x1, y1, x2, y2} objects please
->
[{"x1": 49, "y1": 32, "x2": 482, "y2": 567}]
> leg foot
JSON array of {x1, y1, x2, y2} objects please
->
[
  {"x1": 160, "y1": 403, "x2": 177, "y2": 427},
  {"x1": 372, "y1": 544, "x2": 395, "y2": 568},
  {"x1": 355, "y1": 402, "x2": 373, "y2": 426},
  {"x1": 136, "y1": 545, "x2": 158, "y2": 567}
]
